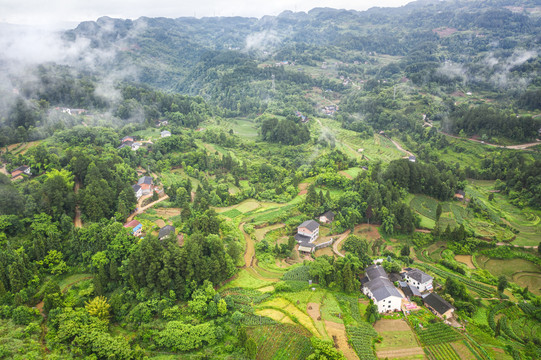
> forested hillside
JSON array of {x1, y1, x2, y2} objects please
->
[{"x1": 0, "y1": 0, "x2": 540, "y2": 359}]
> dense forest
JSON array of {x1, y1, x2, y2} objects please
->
[{"x1": 0, "y1": 0, "x2": 541, "y2": 359}]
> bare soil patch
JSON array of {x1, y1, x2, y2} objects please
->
[
  {"x1": 324, "y1": 321, "x2": 359, "y2": 360},
  {"x1": 154, "y1": 208, "x2": 181, "y2": 217},
  {"x1": 376, "y1": 347, "x2": 424, "y2": 358},
  {"x1": 307, "y1": 303, "x2": 321, "y2": 323},
  {"x1": 339, "y1": 170, "x2": 353, "y2": 179},
  {"x1": 455, "y1": 255, "x2": 476, "y2": 269},
  {"x1": 353, "y1": 224, "x2": 381, "y2": 241},
  {"x1": 298, "y1": 182, "x2": 309, "y2": 196},
  {"x1": 154, "y1": 219, "x2": 166, "y2": 228},
  {"x1": 374, "y1": 319, "x2": 410, "y2": 332}
]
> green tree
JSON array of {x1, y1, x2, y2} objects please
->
[
  {"x1": 436, "y1": 203, "x2": 442, "y2": 221},
  {"x1": 85, "y1": 296, "x2": 111, "y2": 322},
  {"x1": 246, "y1": 338, "x2": 257, "y2": 359},
  {"x1": 497, "y1": 275, "x2": 508, "y2": 293}
]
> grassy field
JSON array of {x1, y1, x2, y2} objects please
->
[
  {"x1": 228, "y1": 118, "x2": 259, "y2": 139},
  {"x1": 258, "y1": 297, "x2": 322, "y2": 337},
  {"x1": 477, "y1": 255, "x2": 541, "y2": 295},
  {"x1": 246, "y1": 324, "x2": 313, "y2": 360},
  {"x1": 132, "y1": 128, "x2": 161, "y2": 140},
  {"x1": 467, "y1": 179, "x2": 541, "y2": 246}
]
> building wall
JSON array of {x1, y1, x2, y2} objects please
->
[
  {"x1": 405, "y1": 275, "x2": 433, "y2": 292},
  {"x1": 376, "y1": 296, "x2": 402, "y2": 313},
  {"x1": 298, "y1": 227, "x2": 319, "y2": 241}
]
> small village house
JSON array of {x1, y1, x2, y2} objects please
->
[
  {"x1": 11, "y1": 165, "x2": 32, "y2": 178},
  {"x1": 423, "y1": 292, "x2": 455, "y2": 319},
  {"x1": 319, "y1": 211, "x2": 335, "y2": 224},
  {"x1": 121, "y1": 136, "x2": 135, "y2": 143},
  {"x1": 137, "y1": 176, "x2": 154, "y2": 195},
  {"x1": 159, "y1": 225, "x2": 175, "y2": 240},
  {"x1": 132, "y1": 184, "x2": 143, "y2": 200},
  {"x1": 454, "y1": 190, "x2": 466, "y2": 201},
  {"x1": 361, "y1": 265, "x2": 403, "y2": 313},
  {"x1": 124, "y1": 220, "x2": 143, "y2": 237},
  {"x1": 294, "y1": 219, "x2": 319, "y2": 254},
  {"x1": 161, "y1": 130, "x2": 171, "y2": 138},
  {"x1": 404, "y1": 268, "x2": 433, "y2": 292}
]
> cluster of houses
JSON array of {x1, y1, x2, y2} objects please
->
[
  {"x1": 322, "y1": 105, "x2": 338, "y2": 116},
  {"x1": 118, "y1": 136, "x2": 141, "y2": 151},
  {"x1": 295, "y1": 111, "x2": 309, "y2": 124},
  {"x1": 123, "y1": 220, "x2": 179, "y2": 242},
  {"x1": 361, "y1": 265, "x2": 455, "y2": 319}
]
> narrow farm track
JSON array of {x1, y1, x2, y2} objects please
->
[
  {"x1": 332, "y1": 229, "x2": 351, "y2": 257},
  {"x1": 386, "y1": 136, "x2": 414, "y2": 157},
  {"x1": 126, "y1": 194, "x2": 170, "y2": 222},
  {"x1": 324, "y1": 321, "x2": 360, "y2": 360},
  {"x1": 74, "y1": 180, "x2": 82, "y2": 228},
  {"x1": 441, "y1": 131, "x2": 540, "y2": 150},
  {"x1": 239, "y1": 222, "x2": 281, "y2": 282}
]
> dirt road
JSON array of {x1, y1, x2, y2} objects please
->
[
  {"x1": 442, "y1": 131, "x2": 540, "y2": 150},
  {"x1": 332, "y1": 229, "x2": 351, "y2": 257},
  {"x1": 126, "y1": 194, "x2": 170, "y2": 222},
  {"x1": 74, "y1": 180, "x2": 82, "y2": 228},
  {"x1": 240, "y1": 222, "x2": 255, "y2": 267},
  {"x1": 387, "y1": 136, "x2": 414, "y2": 157}
]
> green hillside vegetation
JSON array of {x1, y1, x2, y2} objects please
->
[{"x1": 0, "y1": 0, "x2": 540, "y2": 359}]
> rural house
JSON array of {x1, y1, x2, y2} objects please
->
[
  {"x1": 11, "y1": 165, "x2": 32, "y2": 178},
  {"x1": 132, "y1": 184, "x2": 143, "y2": 200},
  {"x1": 124, "y1": 220, "x2": 142, "y2": 237},
  {"x1": 161, "y1": 130, "x2": 171, "y2": 138},
  {"x1": 121, "y1": 136, "x2": 135, "y2": 143},
  {"x1": 454, "y1": 190, "x2": 466, "y2": 201},
  {"x1": 361, "y1": 265, "x2": 403, "y2": 313},
  {"x1": 159, "y1": 225, "x2": 175, "y2": 240},
  {"x1": 319, "y1": 211, "x2": 335, "y2": 224},
  {"x1": 408, "y1": 155, "x2": 416, "y2": 162},
  {"x1": 404, "y1": 268, "x2": 433, "y2": 292},
  {"x1": 423, "y1": 293, "x2": 455, "y2": 319},
  {"x1": 294, "y1": 220, "x2": 319, "y2": 254},
  {"x1": 137, "y1": 176, "x2": 154, "y2": 195}
]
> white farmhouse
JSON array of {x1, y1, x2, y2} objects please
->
[
  {"x1": 361, "y1": 265, "x2": 402, "y2": 313},
  {"x1": 404, "y1": 268, "x2": 433, "y2": 292},
  {"x1": 294, "y1": 220, "x2": 319, "y2": 254}
]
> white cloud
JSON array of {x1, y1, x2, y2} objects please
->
[{"x1": 0, "y1": 0, "x2": 412, "y2": 27}]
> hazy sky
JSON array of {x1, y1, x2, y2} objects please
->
[{"x1": 1, "y1": 0, "x2": 412, "y2": 28}]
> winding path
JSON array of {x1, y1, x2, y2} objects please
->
[
  {"x1": 332, "y1": 229, "x2": 351, "y2": 258},
  {"x1": 74, "y1": 180, "x2": 82, "y2": 228},
  {"x1": 126, "y1": 194, "x2": 170, "y2": 222},
  {"x1": 441, "y1": 131, "x2": 540, "y2": 150},
  {"x1": 386, "y1": 136, "x2": 414, "y2": 157}
]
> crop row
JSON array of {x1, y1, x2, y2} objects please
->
[
  {"x1": 346, "y1": 324, "x2": 377, "y2": 360},
  {"x1": 282, "y1": 265, "x2": 311, "y2": 281},
  {"x1": 417, "y1": 323, "x2": 461, "y2": 345},
  {"x1": 500, "y1": 316, "x2": 523, "y2": 343},
  {"x1": 335, "y1": 294, "x2": 363, "y2": 323},
  {"x1": 425, "y1": 343, "x2": 461, "y2": 360},
  {"x1": 487, "y1": 301, "x2": 511, "y2": 331},
  {"x1": 247, "y1": 324, "x2": 313, "y2": 360},
  {"x1": 463, "y1": 334, "x2": 494, "y2": 360},
  {"x1": 242, "y1": 314, "x2": 277, "y2": 326},
  {"x1": 418, "y1": 263, "x2": 495, "y2": 297},
  {"x1": 511, "y1": 317, "x2": 540, "y2": 342}
]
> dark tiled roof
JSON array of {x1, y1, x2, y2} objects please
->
[
  {"x1": 294, "y1": 233, "x2": 312, "y2": 243},
  {"x1": 138, "y1": 176, "x2": 153, "y2": 185},
  {"x1": 400, "y1": 281, "x2": 421, "y2": 297},
  {"x1": 132, "y1": 184, "x2": 141, "y2": 192},
  {"x1": 370, "y1": 282, "x2": 402, "y2": 302},
  {"x1": 365, "y1": 265, "x2": 387, "y2": 281},
  {"x1": 13, "y1": 165, "x2": 29, "y2": 172},
  {"x1": 407, "y1": 269, "x2": 433, "y2": 283},
  {"x1": 298, "y1": 220, "x2": 319, "y2": 232},
  {"x1": 159, "y1": 225, "x2": 175, "y2": 239},
  {"x1": 388, "y1": 273, "x2": 403, "y2": 283},
  {"x1": 423, "y1": 293, "x2": 454, "y2": 315},
  {"x1": 321, "y1": 211, "x2": 335, "y2": 219}
]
